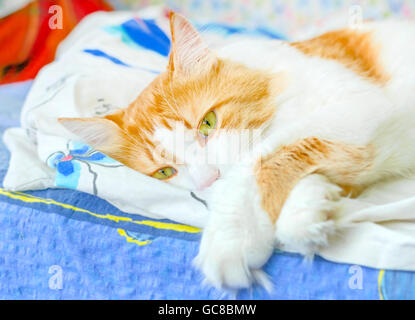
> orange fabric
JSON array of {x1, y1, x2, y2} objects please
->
[
  {"x1": 0, "y1": 0, "x2": 112, "y2": 84},
  {"x1": 0, "y1": 2, "x2": 38, "y2": 66}
]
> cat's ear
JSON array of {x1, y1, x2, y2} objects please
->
[
  {"x1": 168, "y1": 11, "x2": 216, "y2": 75},
  {"x1": 58, "y1": 117, "x2": 123, "y2": 153}
]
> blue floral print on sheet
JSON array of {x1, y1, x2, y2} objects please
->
[{"x1": 46, "y1": 141, "x2": 123, "y2": 195}]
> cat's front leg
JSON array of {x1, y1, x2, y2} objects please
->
[
  {"x1": 193, "y1": 165, "x2": 275, "y2": 290},
  {"x1": 255, "y1": 137, "x2": 371, "y2": 257}
]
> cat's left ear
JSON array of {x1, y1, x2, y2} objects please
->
[
  {"x1": 58, "y1": 116, "x2": 124, "y2": 155},
  {"x1": 168, "y1": 11, "x2": 216, "y2": 75}
]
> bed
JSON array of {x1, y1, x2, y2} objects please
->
[{"x1": 0, "y1": 10, "x2": 414, "y2": 301}]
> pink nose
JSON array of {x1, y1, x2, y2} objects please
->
[{"x1": 198, "y1": 168, "x2": 220, "y2": 190}]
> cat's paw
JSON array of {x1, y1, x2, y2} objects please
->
[
  {"x1": 193, "y1": 205, "x2": 275, "y2": 291},
  {"x1": 193, "y1": 231, "x2": 253, "y2": 290},
  {"x1": 193, "y1": 217, "x2": 273, "y2": 290},
  {"x1": 275, "y1": 174, "x2": 342, "y2": 257}
]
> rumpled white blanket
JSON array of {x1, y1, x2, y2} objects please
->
[{"x1": 4, "y1": 8, "x2": 415, "y2": 271}]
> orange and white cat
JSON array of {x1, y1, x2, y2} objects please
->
[{"x1": 60, "y1": 12, "x2": 415, "y2": 290}]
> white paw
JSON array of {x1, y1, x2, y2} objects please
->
[
  {"x1": 275, "y1": 174, "x2": 342, "y2": 257},
  {"x1": 194, "y1": 171, "x2": 275, "y2": 290},
  {"x1": 193, "y1": 214, "x2": 274, "y2": 290}
]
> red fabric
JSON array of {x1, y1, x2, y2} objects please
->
[{"x1": 0, "y1": 0, "x2": 113, "y2": 84}]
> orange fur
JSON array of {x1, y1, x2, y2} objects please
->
[
  {"x1": 291, "y1": 29, "x2": 390, "y2": 84},
  {"x1": 87, "y1": 58, "x2": 282, "y2": 175},
  {"x1": 255, "y1": 138, "x2": 374, "y2": 223}
]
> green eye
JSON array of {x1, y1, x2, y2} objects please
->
[
  {"x1": 152, "y1": 167, "x2": 176, "y2": 180},
  {"x1": 199, "y1": 111, "x2": 217, "y2": 138}
]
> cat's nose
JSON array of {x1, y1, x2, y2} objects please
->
[
  {"x1": 199, "y1": 168, "x2": 220, "y2": 190},
  {"x1": 193, "y1": 167, "x2": 220, "y2": 191}
]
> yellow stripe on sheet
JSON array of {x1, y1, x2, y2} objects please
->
[
  {"x1": 117, "y1": 228, "x2": 152, "y2": 246},
  {"x1": 0, "y1": 188, "x2": 201, "y2": 234},
  {"x1": 378, "y1": 269, "x2": 385, "y2": 300}
]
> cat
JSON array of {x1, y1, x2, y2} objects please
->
[{"x1": 59, "y1": 12, "x2": 415, "y2": 290}]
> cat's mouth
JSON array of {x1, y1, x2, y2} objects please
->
[{"x1": 190, "y1": 191, "x2": 208, "y2": 208}]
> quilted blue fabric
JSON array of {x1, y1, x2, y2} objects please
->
[{"x1": 0, "y1": 19, "x2": 414, "y2": 300}]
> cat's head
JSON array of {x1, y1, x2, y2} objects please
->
[{"x1": 59, "y1": 12, "x2": 280, "y2": 191}]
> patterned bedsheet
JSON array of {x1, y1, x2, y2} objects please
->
[
  {"x1": 109, "y1": 0, "x2": 415, "y2": 39},
  {"x1": 0, "y1": 17, "x2": 414, "y2": 300}
]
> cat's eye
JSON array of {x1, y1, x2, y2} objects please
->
[
  {"x1": 198, "y1": 111, "x2": 217, "y2": 138},
  {"x1": 152, "y1": 167, "x2": 176, "y2": 180}
]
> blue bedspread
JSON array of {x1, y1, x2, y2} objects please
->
[{"x1": 0, "y1": 20, "x2": 413, "y2": 300}]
